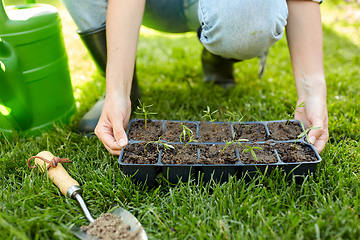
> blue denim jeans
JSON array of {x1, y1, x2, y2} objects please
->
[{"x1": 61, "y1": 0, "x2": 288, "y2": 60}]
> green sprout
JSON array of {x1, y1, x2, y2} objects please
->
[
  {"x1": 234, "y1": 138, "x2": 249, "y2": 147},
  {"x1": 292, "y1": 120, "x2": 321, "y2": 149},
  {"x1": 225, "y1": 111, "x2": 245, "y2": 124},
  {"x1": 178, "y1": 135, "x2": 198, "y2": 155},
  {"x1": 202, "y1": 106, "x2": 218, "y2": 131},
  {"x1": 144, "y1": 136, "x2": 174, "y2": 153},
  {"x1": 244, "y1": 124, "x2": 252, "y2": 131},
  {"x1": 163, "y1": 142, "x2": 175, "y2": 152},
  {"x1": 220, "y1": 140, "x2": 234, "y2": 156},
  {"x1": 242, "y1": 145, "x2": 262, "y2": 161},
  {"x1": 177, "y1": 126, "x2": 198, "y2": 155},
  {"x1": 221, "y1": 138, "x2": 249, "y2": 156},
  {"x1": 179, "y1": 123, "x2": 194, "y2": 143},
  {"x1": 134, "y1": 100, "x2": 157, "y2": 129},
  {"x1": 285, "y1": 101, "x2": 305, "y2": 125},
  {"x1": 178, "y1": 122, "x2": 198, "y2": 155}
]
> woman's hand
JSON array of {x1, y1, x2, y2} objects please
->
[
  {"x1": 294, "y1": 97, "x2": 329, "y2": 153},
  {"x1": 95, "y1": 0, "x2": 145, "y2": 155},
  {"x1": 95, "y1": 93, "x2": 131, "y2": 155},
  {"x1": 286, "y1": 0, "x2": 329, "y2": 152}
]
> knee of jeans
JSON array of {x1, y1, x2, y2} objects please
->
[
  {"x1": 60, "y1": 0, "x2": 107, "y2": 32},
  {"x1": 198, "y1": 1, "x2": 288, "y2": 60}
]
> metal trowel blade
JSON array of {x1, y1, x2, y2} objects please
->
[{"x1": 70, "y1": 207, "x2": 148, "y2": 240}]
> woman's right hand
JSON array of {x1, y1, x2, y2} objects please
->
[
  {"x1": 95, "y1": 0, "x2": 145, "y2": 155},
  {"x1": 94, "y1": 92, "x2": 131, "y2": 155}
]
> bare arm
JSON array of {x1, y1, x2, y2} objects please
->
[
  {"x1": 95, "y1": 0, "x2": 146, "y2": 155},
  {"x1": 286, "y1": 0, "x2": 329, "y2": 152}
]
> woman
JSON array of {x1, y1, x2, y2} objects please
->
[{"x1": 61, "y1": 0, "x2": 329, "y2": 155}]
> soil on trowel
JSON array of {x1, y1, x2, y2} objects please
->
[
  {"x1": 233, "y1": 123, "x2": 267, "y2": 142},
  {"x1": 237, "y1": 143, "x2": 278, "y2": 164},
  {"x1": 162, "y1": 121, "x2": 197, "y2": 142},
  {"x1": 267, "y1": 121, "x2": 302, "y2": 141},
  {"x1": 80, "y1": 213, "x2": 142, "y2": 240},
  {"x1": 127, "y1": 120, "x2": 163, "y2": 141},
  {"x1": 161, "y1": 144, "x2": 200, "y2": 164},
  {"x1": 199, "y1": 121, "x2": 232, "y2": 142},
  {"x1": 122, "y1": 142, "x2": 159, "y2": 164},
  {"x1": 276, "y1": 142, "x2": 318, "y2": 163},
  {"x1": 199, "y1": 144, "x2": 238, "y2": 164}
]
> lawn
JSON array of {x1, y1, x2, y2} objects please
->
[{"x1": 1, "y1": 0, "x2": 360, "y2": 239}]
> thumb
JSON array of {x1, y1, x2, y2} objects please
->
[
  {"x1": 307, "y1": 119, "x2": 324, "y2": 145},
  {"x1": 113, "y1": 121, "x2": 128, "y2": 147}
]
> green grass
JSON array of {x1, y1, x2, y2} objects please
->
[{"x1": 1, "y1": 0, "x2": 360, "y2": 239}]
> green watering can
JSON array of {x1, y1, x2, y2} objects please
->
[{"x1": 0, "y1": 0, "x2": 76, "y2": 137}]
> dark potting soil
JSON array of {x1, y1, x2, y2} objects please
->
[
  {"x1": 161, "y1": 144, "x2": 200, "y2": 164},
  {"x1": 268, "y1": 121, "x2": 302, "y2": 141},
  {"x1": 233, "y1": 123, "x2": 267, "y2": 142},
  {"x1": 199, "y1": 121, "x2": 232, "y2": 142},
  {"x1": 123, "y1": 142, "x2": 159, "y2": 164},
  {"x1": 80, "y1": 213, "x2": 142, "y2": 240},
  {"x1": 238, "y1": 143, "x2": 278, "y2": 164},
  {"x1": 122, "y1": 119, "x2": 317, "y2": 166},
  {"x1": 127, "y1": 120, "x2": 163, "y2": 141},
  {"x1": 162, "y1": 121, "x2": 197, "y2": 142},
  {"x1": 199, "y1": 144, "x2": 238, "y2": 164},
  {"x1": 276, "y1": 142, "x2": 318, "y2": 163}
]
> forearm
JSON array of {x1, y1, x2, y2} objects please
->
[
  {"x1": 286, "y1": 0, "x2": 326, "y2": 101},
  {"x1": 106, "y1": 0, "x2": 146, "y2": 96}
]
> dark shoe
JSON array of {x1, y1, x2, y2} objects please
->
[
  {"x1": 197, "y1": 27, "x2": 239, "y2": 89},
  {"x1": 201, "y1": 47, "x2": 238, "y2": 89},
  {"x1": 77, "y1": 25, "x2": 141, "y2": 134},
  {"x1": 77, "y1": 25, "x2": 107, "y2": 76},
  {"x1": 77, "y1": 98, "x2": 104, "y2": 135},
  {"x1": 198, "y1": 27, "x2": 269, "y2": 85},
  {"x1": 258, "y1": 49, "x2": 268, "y2": 79}
]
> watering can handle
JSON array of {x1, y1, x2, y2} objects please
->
[
  {"x1": 0, "y1": 0, "x2": 8, "y2": 23},
  {"x1": 0, "y1": 0, "x2": 37, "y2": 23}
]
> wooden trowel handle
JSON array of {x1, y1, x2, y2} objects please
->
[{"x1": 34, "y1": 151, "x2": 80, "y2": 196}]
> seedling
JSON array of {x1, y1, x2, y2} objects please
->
[
  {"x1": 179, "y1": 123, "x2": 195, "y2": 143},
  {"x1": 225, "y1": 111, "x2": 245, "y2": 124},
  {"x1": 134, "y1": 100, "x2": 157, "y2": 129},
  {"x1": 220, "y1": 140, "x2": 234, "y2": 156},
  {"x1": 234, "y1": 138, "x2": 249, "y2": 147},
  {"x1": 178, "y1": 134, "x2": 198, "y2": 155},
  {"x1": 292, "y1": 120, "x2": 321, "y2": 149},
  {"x1": 162, "y1": 142, "x2": 175, "y2": 153},
  {"x1": 220, "y1": 138, "x2": 248, "y2": 156},
  {"x1": 285, "y1": 101, "x2": 305, "y2": 125},
  {"x1": 244, "y1": 124, "x2": 252, "y2": 131},
  {"x1": 242, "y1": 145, "x2": 262, "y2": 161},
  {"x1": 144, "y1": 136, "x2": 174, "y2": 153},
  {"x1": 202, "y1": 106, "x2": 218, "y2": 131}
]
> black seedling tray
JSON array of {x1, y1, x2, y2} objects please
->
[{"x1": 118, "y1": 119, "x2": 322, "y2": 185}]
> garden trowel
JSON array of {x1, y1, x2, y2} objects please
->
[{"x1": 30, "y1": 151, "x2": 148, "y2": 240}]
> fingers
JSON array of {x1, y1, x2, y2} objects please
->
[
  {"x1": 307, "y1": 117, "x2": 329, "y2": 153},
  {"x1": 103, "y1": 142, "x2": 122, "y2": 156},
  {"x1": 113, "y1": 119, "x2": 129, "y2": 148},
  {"x1": 95, "y1": 116, "x2": 128, "y2": 156},
  {"x1": 308, "y1": 122, "x2": 323, "y2": 145},
  {"x1": 311, "y1": 129, "x2": 329, "y2": 153}
]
